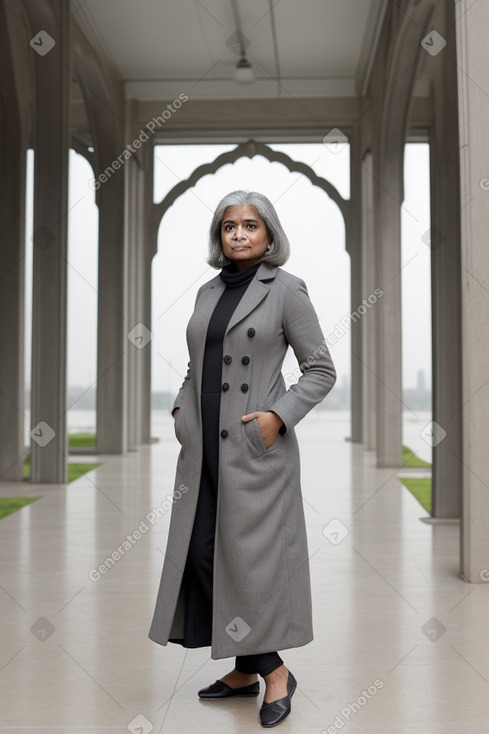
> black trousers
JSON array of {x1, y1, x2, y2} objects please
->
[{"x1": 181, "y1": 393, "x2": 283, "y2": 677}]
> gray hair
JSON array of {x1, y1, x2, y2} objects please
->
[{"x1": 207, "y1": 190, "x2": 290, "y2": 269}]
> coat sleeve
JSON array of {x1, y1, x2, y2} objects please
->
[
  {"x1": 171, "y1": 361, "x2": 191, "y2": 416},
  {"x1": 268, "y1": 276, "x2": 336, "y2": 433},
  {"x1": 170, "y1": 285, "x2": 204, "y2": 416}
]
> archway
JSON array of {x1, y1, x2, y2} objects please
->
[
  {"x1": 150, "y1": 141, "x2": 352, "y2": 436},
  {"x1": 150, "y1": 140, "x2": 351, "y2": 259}
]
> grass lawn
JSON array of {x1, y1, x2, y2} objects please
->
[
  {"x1": 0, "y1": 497, "x2": 39, "y2": 519},
  {"x1": 68, "y1": 432, "x2": 97, "y2": 448},
  {"x1": 66, "y1": 461, "x2": 101, "y2": 481},
  {"x1": 22, "y1": 457, "x2": 101, "y2": 482},
  {"x1": 402, "y1": 445, "x2": 431, "y2": 468},
  {"x1": 398, "y1": 445, "x2": 431, "y2": 513},
  {"x1": 3, "y1": 433, "x2": 101, "y2": 520},
  {"x1": 398, "y1": 477, "x2": 431, "y2": 514},
  {"x1": 22, "y1": 433, "x2": 101, "y2": 482},
  {"x1": 1, "y1": 434, "x2": 100, "y2": 521}
]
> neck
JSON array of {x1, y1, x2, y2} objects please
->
[
  {"x1": 232, "y1": 259, "x2": 262, "y2": 271},
  {"x1": 219, "y1": 259, "x2": 261, "y2": 287}
]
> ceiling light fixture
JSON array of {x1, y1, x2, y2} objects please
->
[
  {"x1": 230, "y1": 0, "x2": 254, "y2": 84},
  {"x1": 235, "y1": 52, "x2": 255, "y2": 84}
]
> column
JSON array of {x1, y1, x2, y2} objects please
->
[
  {"x1": 73, "y1": 54, "x2": 127, "y2": 455},
  {"x1": 28, "y1": 0, "x2": 71, "y2": 483},
  {"x1": 126, "y1": 157, "x2": 141, "y2": 450},
  {"x1": 0, "y1": 6, "x2": 26, "y2": 481},
  {"x1": 455, "y1": 0, "x2": 489, "y2": 580},
  {"x1": 348, "y1": 123, "x2": 363, "y2": 442},
  {"x1": 373, "y1": 150, "x2": 403, "y2": 467},
  {"x1": 430, "y1": 0, "x2": 463, "y2": 518},
  {"x1": 361, "y1": 151, "x2": 377, "y2": 450},
  {"x1": 140, "y1": 142, "x2": 155, "y2": 445},
  {"x1": 95, "y1": 172, "x2": 127, "y2": 454}
]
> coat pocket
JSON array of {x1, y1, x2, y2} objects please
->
[
  {"x1": 243, "y1": 417, "x2": 281, "y2": 458},
  {"x1": 173, "y1": 408, "x2": 183, "y2": 444}
]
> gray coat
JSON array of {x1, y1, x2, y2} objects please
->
[{"x1": 148, "y1": 261, "x2": 336, "y2": 659}]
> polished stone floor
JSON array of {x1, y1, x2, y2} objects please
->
[{"x1": 1, "y1": 411, "x2": 488, "y2": 734}]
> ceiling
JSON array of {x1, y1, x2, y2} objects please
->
[{"x1": 75, "y1": 0, "x2": 390, "y2": 101}]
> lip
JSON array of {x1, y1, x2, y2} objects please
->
[{"x1": 232, "y1": 246, "x2": 250, "y2": 251}]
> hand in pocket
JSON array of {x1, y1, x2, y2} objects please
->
[{"x1": 241, "y1": 410, "x2": 283, "y2": 448}]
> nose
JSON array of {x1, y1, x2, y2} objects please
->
[{"x1": 233, "y1": 224, "x2": 246, "y2": 240}]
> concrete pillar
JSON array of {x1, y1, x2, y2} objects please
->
[
  {"x1": 127, "y1": 158, "x2": 139, "y2": 450},
  {"x1": 455, "y1": 0, "x2": 489, "y2": 580},
  {"x1": 373, "y1": 152, "x2": 403, "y2": 467},
  {"x1": 141, "y1": 142, "x2": 154, "y2": 445},
  {"x1": 361, "y1": 151, "x2": 377, "y2": 451},
  {"x1": 371, "y1": 0, "x2": 436, "y2": 468},
  {"x1": 430, "y1": 1, "x2": 463, "y2": 518},
  {"x1": 125, "y1": 97, "x2": 153, "y2": 448},
  {"x1": 0, "y1": 7, "x2": 26, "y2": 481},
  {"x1": 74, "y1": 48, "x2": 127, "y2": 455},
  {"x1": 27, "y1": 1, "x2": 71, "y2": 483},
  {"x1": 95, "y1": 174, "x2": 128, "y2": 454},
  {"x1": 137, "y1": 169, "x2": 149, "y2": 443},
  {"x1": 126, "y1": 157, "x2": 147, "y2": 450},
  {"x1": 348, "y1": 123, "x2": 363, "y2": 443}
]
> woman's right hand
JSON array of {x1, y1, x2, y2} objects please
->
[{"x1": 172, "y1": 408, "x2": 180, "y2": 419}]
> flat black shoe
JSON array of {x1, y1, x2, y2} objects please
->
[
  {"x1": 198, "y1": 679, "x2": 260, "y2": 698},
  {"x1": 259, "y1": 671, "x2": 297, "y2": 727}
]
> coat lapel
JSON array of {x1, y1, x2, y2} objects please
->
[
  {"x1": 225, "y1": 262, "x2": 278, "y2": 335},
  {"x1": 189, "y1": 276, "x2": 226, "y2": 371},
  {"x1": 194, "y1": 276, "x2": 226, "y2": 332},
  {"x1": 190, "y1": 262, "x2": 278, "y2": 368}
]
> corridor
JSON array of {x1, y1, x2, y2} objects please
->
[{"x1": 1, "y1": 411, "x2": 488, "y2": 733}]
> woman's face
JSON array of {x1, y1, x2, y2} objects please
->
[{"x1": 220, "y1": 204, "x2": 271, "y2": 269}]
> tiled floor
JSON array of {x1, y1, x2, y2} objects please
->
[{"x1": 1, "y1": 411, "x2": 488, "y2": 734}]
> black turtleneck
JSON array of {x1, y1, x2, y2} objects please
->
[
  {"x1": 201, "y1": 261, "x2": 260, "y2": 393},
  {"x1": 219, "y1": 260, "x2": 261, "y2": 287}
]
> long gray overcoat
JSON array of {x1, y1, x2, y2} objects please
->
[{"x1": 148, "y1": 261, "x2": 336, "y2": 659}]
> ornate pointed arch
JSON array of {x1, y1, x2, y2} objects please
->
[{"x1": 150, "y1": 139, "x2": 351, "y2": 258}]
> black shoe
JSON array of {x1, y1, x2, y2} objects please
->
[
  {"x1": 198, "y1": 679, "x2": 260, "y2": 698},
  {"x1": 259, "y1": 670, "x2": 297, "y2": 728}
]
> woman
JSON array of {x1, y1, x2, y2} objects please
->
[{"x1": 149, "y1": 190, "x2": 336, "y2": 728}]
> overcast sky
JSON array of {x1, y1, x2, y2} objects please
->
[{"x1": 24, "y1": 142, "x2": 431, "y2": 398}]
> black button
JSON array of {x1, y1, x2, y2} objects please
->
[
  {"x1": 242, "y1": 356, "x2": 250, "y2": 365},
  {"x1": 223, "y1": 354, "x2": 232, "y2": 364},
  {"x1": 241, "y1": 383, "x2": 249, "y2": 393},
  {"x1": 247, "y1": 328, "x2": 255, "y2": 337},
  {"x1": 222, "y1": 383, "x2": 229, "y2": 391},
  {"x1": 220, "y1": 429, "x2": 228, "y2": 438}
]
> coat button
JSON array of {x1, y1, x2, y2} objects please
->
[
  {"x1": 220, "y1": 429, "x2": 228, "y2": 438},
  {"x1": 247, "y1": 328, "x2": 255, "y2": 337},
  {"x1": 241, "y1": 383, "x2": 249, "y2": 393},
  {"x1": 222, "y1": 383, "x2": 229, "y2": 391},
  {"x1": 242, "y1": 356, "x2": 250, "y2": 365},
  {"x1": 223, "y1": 354, "x2": 232, "y2": 364}
]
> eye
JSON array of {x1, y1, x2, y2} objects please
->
[{"x1": 247, "y1": 223, "x2": 256, "y2": 229}]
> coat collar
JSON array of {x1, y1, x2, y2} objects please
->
[
  {"x1": 195, "y1": 261, "x2": 278, "y2": 339},
  {"x1": 201, "y1": 261, "x2": 279, "y2": 291}
]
